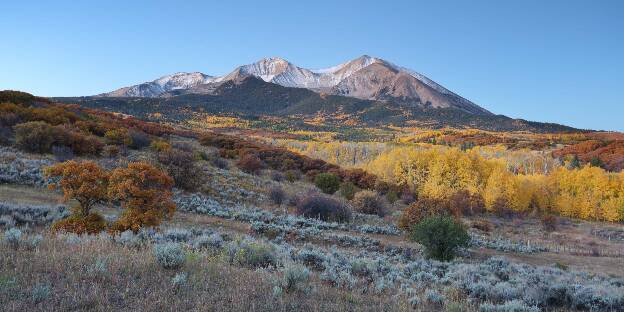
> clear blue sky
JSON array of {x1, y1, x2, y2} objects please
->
[{"x1": 1, "y1": 0, "x2": 623, "y2": 131}]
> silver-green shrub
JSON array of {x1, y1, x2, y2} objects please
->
[
  {"x1": 3, "y1": 228, "x2": 22, "y2": 249},
  {"x1": 153, "y1": 243, "x2": 186, "y2": 270}
]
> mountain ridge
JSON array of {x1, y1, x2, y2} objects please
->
[
  {"x1": 60, "y1": 76, "x2": 578, "y2": 133},
  {"x1": 99, "y1": 55, "x2": 490, "y2": 115}
]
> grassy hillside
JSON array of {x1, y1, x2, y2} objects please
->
[{"x1": 2, "y1": 91, "x2": 624, "y2": 311}]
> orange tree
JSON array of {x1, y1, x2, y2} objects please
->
[
  {"x1": 108, "y1": 162, "x2": 175, "y2": 232},
  {"x1": 45, "y1": 160, "x2": 109, "y2": 233}
]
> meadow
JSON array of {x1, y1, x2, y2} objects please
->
[{"x1": 1, "y1": 92, "x2": 623, "y2": 311}]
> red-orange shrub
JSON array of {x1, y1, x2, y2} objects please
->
[
  {"x1": 398, "y1": 197, "x2": 460, "y2": 231},
  {"x1": 108, "y1": 162, "x2": 175, "y2": 232},
  {"x1": 236, "y1": 153, "x2": 264, "y2": 175},
  {"x1": 51, "y1": 212, "x2": 106, "y2": 234}
]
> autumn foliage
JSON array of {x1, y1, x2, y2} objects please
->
[
  {"x1": 45, "y1": 161, "x2": 109, "y2": 216},
  {"x1": 1, "y1": 92, "x2": 186, "y2": 157},
  {"x1": 553, "y1": 140, "x2": 624, "y2": 171},
  {"x1": 236, "y1": 153, "x2": 264, "y2": 175},
  {"x1": 369, "y1": 146, "x2": 624, "y2": 223},
  {"x1": 199, "y1": 132, "x2": 392, "y2": 193},
  {"x1": 51, "y1": 213, "x2": 107, "y2": 235},
  {"x1": 44, "y1": 160, "x2": 176, "y2": 234},
  {"x1": 45, "y1": 160, "x2": 109, "y2": 234},
  {"x1": 398, "y1": 197, "x2": 462, "y2": 231},
  {"x1": 108, "y1": 162, "x2": 176, "y2": 233}
]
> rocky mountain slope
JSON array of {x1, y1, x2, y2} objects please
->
[{"x1": 99, "y1": 56, "x2": 489, "y2": 115}]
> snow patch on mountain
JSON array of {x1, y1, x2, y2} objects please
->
[{"x1": 101, "y1": 72, "x2": 215, "y2": 97}]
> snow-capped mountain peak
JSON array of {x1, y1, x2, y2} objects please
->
[
  {"x1": 154, "y1": 72, "x2": 215, "y2": 89},
  {"x1": 101, "y1": 72, "x2": 215, "y2": 97},
  {"x1": 98, "y1": 55, "x2": 490, "y2": 115}
]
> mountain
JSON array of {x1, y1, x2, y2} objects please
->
[
  {"x1": 101, "y1": 72, "x2": 216, "y2": 97},
  {"x1": 59, "y1": 76, "x2": 577, "y2": 133},
  {"x1": 97, "y1": 56, "x2": 490, "y2": 115}
]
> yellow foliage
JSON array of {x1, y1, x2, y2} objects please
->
[
  {"x1": 365, "y1": 146, "x2": 624, "y2": 222},
  {"x1": 550, "y1": 166, "x2": 624, "y2": 221}
]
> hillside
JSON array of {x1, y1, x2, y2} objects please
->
[{"x1": 2, "y1": 91, "x2": 624, "y2": 312}]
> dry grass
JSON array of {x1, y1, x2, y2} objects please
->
[
  {"x1": 468, "y1": 215, "x2": 624, "y2": 277},
  {"x1": 0, "y1": 234, "x2": 412, "y2": 312},
  {"x1": 0, "y1": 185, "x2": 63, "y2": 206}
]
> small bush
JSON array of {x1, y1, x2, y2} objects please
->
[
  {"x1": 129, "y1": 130, "x2": 151, "y2": 149},
  {"x1": 104, "y1": 128, "x2": 132, "y2": 146},
  {"x1": 172, "y1": 142, "x2": 193, "y2": 152},
  {"x1": 472, "y1": 219, "x2": 493, "y2": 232},
  {"x1": 449, "y1": 190, "x2": 485, "y2": 216},
  {"x1": 158, "y1": 149, "x2": 202, "y2": 191},
  {"x1": 56, "y1": 126, "x2": 103, "y2": 155},
  {"x1": 31, "y1": 283, "x2": 51, "y2": 304},
  {"x1": 0, "y1": 202, "x2": 68, "y2": 226},
  {"x1": 164, "y1": 228, "x2": 192, "y2": 242},
  {"x1": 410, "y1": 215, "x2": 470, "y2": 261},
  {"x1": 352, "y1": 190, "x2": 387, "y2": 217},
  {"x1": 27, "y1": 234, "x2": 43, "y2": 250},
  {"x1": 3, "y1": 228, "x2": 22, "y2": 249},
  {"x1": 236, "y1": 153, "x2": 264, "y2": 175},
  {"x1": 171, "y1": 272, "x2": 188, "y2": 288},
  {"x1": 277, "y1": 262, "x2": 310, "y2": 293},
  {"x1": 338, "y1": 182, "x2": 358, "y2": 200},
  {"x1": 542, "y1": 215, "x2": 558, "y2": 232},
  {"x1": 296, "y1": 193, "x2": 351, "y2": 223},
  {"x1": 224, "y1": 239, "x2": 277, "y2": 268},
  {"x1": 150, "y1": 140, "x2": 171, "y2": 152},
  {"x1": 268, "y1": 186, "x2": 286, "y2": 205},
  {"x1": 554, "y1": 262, "x2": 568, "y2": 271},
  {"x1": 87, "y1": 257, "x2": 110, "y2": 278},
  {"x1": 314, "y1": 173, "x2": 341, "y2": 194},
  {"x1": 153, "y1": 242, "x2": 186, "y2": 269},
  {"x1": 210, "y1": 156, "x2": 229, "y2": 169},
  {"x1": 194, "y1": 150, "x2": 209, "y2": 161},
  {"x1": 386, "y1": 191, "x2": 399, "y2": 204},
  {"x1": 0, "y1": 126, "x2": 13, "y2": 145},
  {"x1": 51, "y1": 145, "x2": 74, "y2": 162},
  {"x1": 116, "y1": 230, "x2": 144, "y2": 249},
  {"x1": 270, "y1": 171, "x2": 285, "y2": 182},
  {"x1": 284, "y1": 170, "x2": 301, "y2": 182},
  {"x1": 14, "y1": 121, "x2": 57, "y2": 153},
  {"x1": 102, "y1": 145, "x2": 122, "y2": 158},
  {"x1": 398, "y1": 197, "x2": 459, "y2": 231},
  {"x1": 479, "y1": 300, "x2": 540, "y2": 312},
  {"x1": 193, "y1": 233, "x2": 223, "y2": 250},
  {"x1": 51, "y1": 213, "x2": 107, "y2": 235},
  {"x1": 400, "y1": 192, "x2": 416, "y2": 205},
  {"x1": 425, "y1": 289, "x2": 446, "y2": 305}
]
